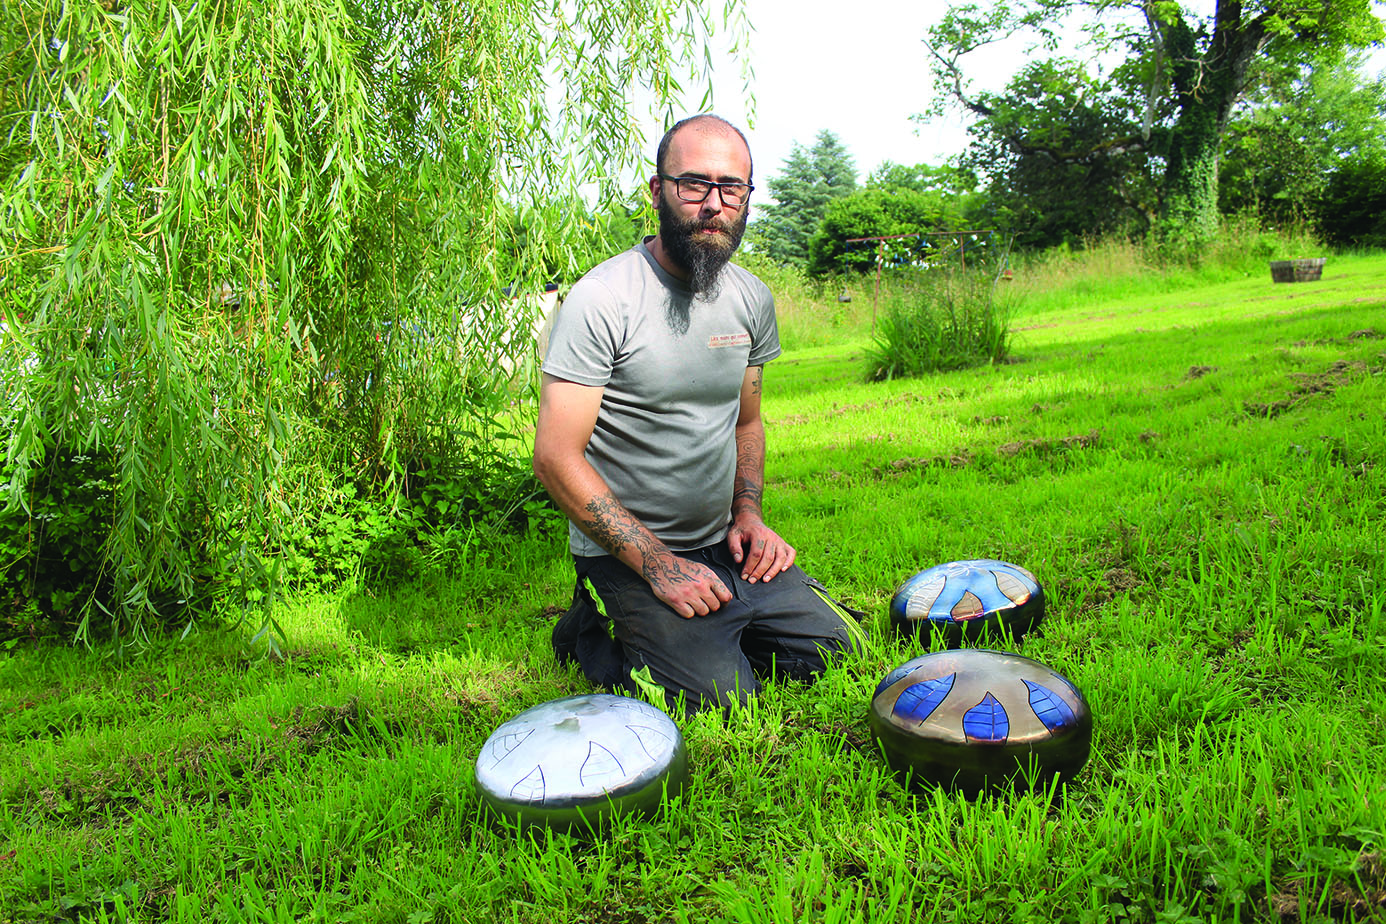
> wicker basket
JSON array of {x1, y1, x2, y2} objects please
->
[{"x1": 1269, "y1": 257, "x2": 1326, "y2": 283}]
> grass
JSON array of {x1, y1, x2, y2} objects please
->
[{"x1": 3, "y1": 246, "x2": 1385, "y2": 923}]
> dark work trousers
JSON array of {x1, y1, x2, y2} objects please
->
[{"x1": 552, "y1": 543, "x2": 856, "y2": 713}]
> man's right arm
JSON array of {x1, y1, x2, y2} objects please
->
[{"x1": 532, "y1": 373, "x2": 732, "y2": 618}]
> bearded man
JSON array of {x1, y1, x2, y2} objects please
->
[{"x1": 533, "y1": 114, "x2": 854, "y2": 713}]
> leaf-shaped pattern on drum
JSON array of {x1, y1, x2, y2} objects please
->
[
  {"x1": 627, "y1": 724, "x2": 671, "y2": 761},
  {"x1": 892, "y1": 673, "x2": 956, "y2": 723},
  {"x1": 580, "y1": 741, "x2": 624, "y2": 787},
  {"x1": 962, "y1": 692, "x2": 1009, "y2": 743},
  {"x1": 874, "y1": 662, "x2": 921, "y2": 699},
  {"x1": 486, "y1": 728, "x2": 533, "y2": 767},
  {"x1": 510, "y1": 765, "x2": 545, "y2": 803},
  {"x1": 1023, "y1": 679, "x2": 1077, "y2": 733}
]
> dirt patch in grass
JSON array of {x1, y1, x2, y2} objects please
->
[
  {"x1": 998, "y1": 430, "x2": 1101, "y2": 457},
  {"x1": 1244, "y1": 359, "x2": 1379, "y2": 418},
  {"x1": 1291, "y1": 327, "x2": 1382, "y2": 348},
  {"x1": 1185, "y1": 365, "x2": 1219, "y2": 380},
  {"x1": 875, "y1": 451, "x2": 975, "y2": 477},
  {"x1": 1268, "y1": 851, "x2": 1386, "y2": 921}
]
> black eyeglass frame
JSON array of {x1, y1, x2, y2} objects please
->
[{"x1": 658, "y1": 174, "x2": 755, "y2": 205}]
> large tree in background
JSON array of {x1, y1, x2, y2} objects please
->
[
  {"x1": 0, "y1": 0, "x2": 733, "y2": 641},
  {"x1": 960, "y1": 58, "x2": 1163, "y2": 247},
  {"x1": 750, "y1": 130, "x2": 857, "y2": 266},
  {"x1": 924, "y1": 0, "x2": 1385, "y2": 246}
]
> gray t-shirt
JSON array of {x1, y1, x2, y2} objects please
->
[{"x1": 542, "y1": 238, "x2": 781, "y2": 556}]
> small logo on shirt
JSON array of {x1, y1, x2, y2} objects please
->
[{"x1": 708, "y1": 332, "x2": 752, "y2": 349}]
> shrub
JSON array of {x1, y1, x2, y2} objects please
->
[
  {"x1": 865, "y1": 267, "x2": 1013, "y2": 380},
  {"x1": 1316, "y1": 153, "x2": 1386, "y2": 249}
]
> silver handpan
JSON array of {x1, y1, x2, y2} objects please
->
[
  {"x1": 890, "y1": 559, "x2": 1045, "y2": 647},
  {"x1": 474, "y1": 693, "x2": 689, "y2": 830},
  {"x1": 869, "y1": 648, "x2": 1091, "y2": 794}
]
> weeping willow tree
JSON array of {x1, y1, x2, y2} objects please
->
[{"x1": 0, "y1": 0, "x2": 745, "y2": 643}]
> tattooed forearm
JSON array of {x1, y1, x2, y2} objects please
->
[
  {"x1": 733, "y1": 424, "x2": 766, "y2": 519},
  {"x1": 731, "y1": 484, "x2": 762, "y2": 519},
  {"x1": 579, "y1": 491, "x2": 712, "y2": 599},
  {"x1": 582, "y1": 493, "x2": 647, "y2": 556},
  {"x1": 580, "y1": 490, "x2": 673, "y2": 570}
]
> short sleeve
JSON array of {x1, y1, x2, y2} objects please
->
[
  {"x1": 745, "y1": 275, "x2": 781, "y2": 367},
  {"x1": 542, "y1": 276, "x2": 624, "y2": 387}
]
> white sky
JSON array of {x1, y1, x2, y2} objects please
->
[{"x1": 631, "y1": 0, "x2": 1386, "y2": 190}]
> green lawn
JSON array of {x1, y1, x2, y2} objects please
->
[{"x1": 3, "y1": 254, "x2": 1384, "y2": 923}]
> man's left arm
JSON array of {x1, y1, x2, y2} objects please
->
[{"x1": 727, "y1": 364, "x2": 797, "y2": 583}]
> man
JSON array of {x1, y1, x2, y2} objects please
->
[{"x1": 533, "y1": 114, "x2": 854, "y2": 713}]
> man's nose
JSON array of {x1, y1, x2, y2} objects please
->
[{"x1": 699, "y1": 188, "x2": 728, "y2": 216}]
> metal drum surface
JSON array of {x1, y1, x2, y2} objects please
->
[
  {"x1": 474, "y1": 693, "x2": 689, "y2": 831},
  {"x1": 890, "y1": 559, "x2": 1045, "y2": 647},
  {"x1": 869, "y1": 649, "x2": 1091, "y2": 794}
]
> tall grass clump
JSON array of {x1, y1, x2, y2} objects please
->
[
  {"x1": 865, "y1": 266, "x2": 1014, "y2": 380},
  {"x1": 1012, "y1": 218, "x2": 1330, "y2": 315},
  {"x1": 0, "y1": 0, "x2": 736, "y2": 643}
]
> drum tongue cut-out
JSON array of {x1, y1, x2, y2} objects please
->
[{"x1": 474, "y1": 693, "x2": 689, "y2": 831}]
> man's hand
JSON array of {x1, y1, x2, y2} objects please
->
[
  {"x1": 727, "y1": 513, "x2": 796, "y2": 584},
  {"x1": 645, "y1": 552, "x2": 733, "y2": 618}
]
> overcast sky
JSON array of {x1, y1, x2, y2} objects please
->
[{"x1": 631, "y1": 0, "x2": 1386, "y2": 188}]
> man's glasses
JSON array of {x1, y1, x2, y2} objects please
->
[{"x1": 659, "y1": 175, "x2": 754, "y2": 206}]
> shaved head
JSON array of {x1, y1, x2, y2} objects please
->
[{"x1": 655, "y1": 114, "x2": 753, "y2": 182}]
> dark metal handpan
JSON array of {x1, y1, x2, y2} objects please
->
[
  {"x1": 890, "y1": 559, "x2": 1045, "y2": 647},
  {"x1": 869, "y1": 649, "x2": 1092, "y2": 794},
  {"x1": 474, "y1": 693, "x2": 689, "y2": 831}
]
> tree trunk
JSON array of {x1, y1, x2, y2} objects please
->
[
  {"x1": 1156, "y1": 0, "x2": 1268, "y2": 246},
  {"x1": 1159, "y1": 105, "x2": 1224, "y2": 244}
]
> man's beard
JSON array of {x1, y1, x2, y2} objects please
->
[{"x1": 657, "y1": 195, "x2": 748, "y2": 302}]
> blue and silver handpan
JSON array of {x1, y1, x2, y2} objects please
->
[
  {"x1": 869, "y1": 648, "x2": 1091, "y2": 794},
  {"x1": 890, "y1": 559, "x2": 1045, "y2": 646},
  {"x1": 474, "y1": 694, "x2": 689, "y2": 832}
]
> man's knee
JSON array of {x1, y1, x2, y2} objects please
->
[{"x1": 752, "y1": 627, "x2": 850, "y2": 681}]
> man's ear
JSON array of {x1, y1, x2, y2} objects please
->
[{"x1": 649, "y1": 173, "x2": 662, "y2": 206}]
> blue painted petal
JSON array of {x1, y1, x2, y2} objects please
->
[
  {"x1": 874, "y1": 663, "x2": 922, "y2": 699},
  {"x1": 1024, "y1": 679, "x2": 1077, "y2": 733},
  {"x1": 892, "y1": 673, "x2": 956, "y2": 723},
  {"x1": 962, "y1": 692, "x2": 1009, "y2": 743}
]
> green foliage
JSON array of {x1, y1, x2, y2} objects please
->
[
  {"x1": 864, "y1": 267, "x2": 1013, "y2": 380},
  {"x1": 1220, "y1": 52, "x2": 1386, "y2": 228},
  {"x1": 0, "y1": 448, "x2": 118, "y2": 638},
  {"x1": 0, "y1": 0, "x2": 728, "y2": 641},
  {"x1": 803, "y1": 165, "x2": 992, "y2": 277},
  {"x1": 807, "y1": 189, "x2": 949, "y2": 276},
  {"x1": 960, "y1": 59, "x2": 1160, "y2": 247},
  {"x1": 924, "y1": 0, "x2": 1386, "y2": 249},
  {"x1": 1316, "y1": 150, "x2": 1386, "y2": 248},
  {"x1": 749, "y1": 130, "x2": 857, "y2": 266},
  {"x1": 866, "y1": 161, "x2": 979, "y2": 195}
]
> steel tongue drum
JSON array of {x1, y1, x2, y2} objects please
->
[
  {"x1": 890, "y1": 559, "x2": 1046, "y2": 647},
  {"x1": 474, "y1": 693, "x2": 689, "y2": 832},
  {"x1": 868, "y1": 649, "x2": 1092, "y2": 795}
]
